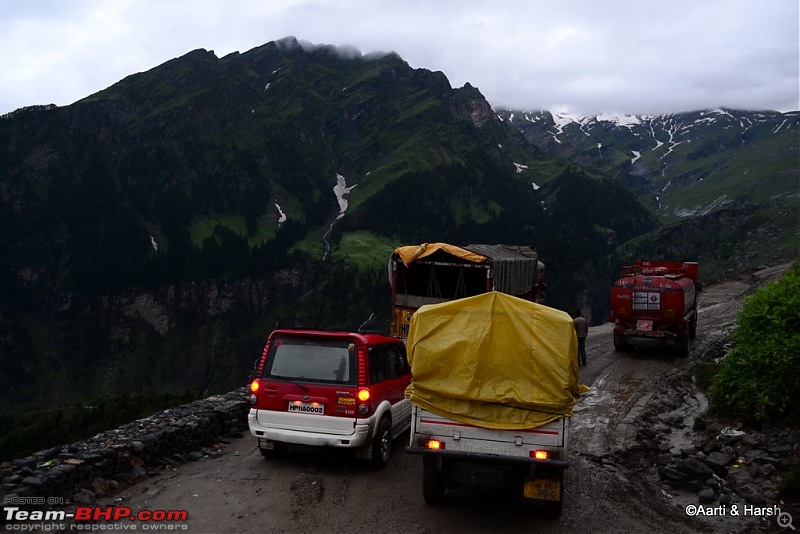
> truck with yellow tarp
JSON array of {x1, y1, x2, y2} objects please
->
[
  {"x1": 389, "y1": 243, "x2": 545, "y2": 339},
  {"x1": 404, "y1": 291, "x2": 587, "y2": 517}
]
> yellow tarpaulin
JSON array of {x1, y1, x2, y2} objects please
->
[
  {"x1": 394, "y1": 242, "x2": 488, "y2": 266},
  {"x1": 405, "y1": 291, "x2": 589, "y2": 429}
]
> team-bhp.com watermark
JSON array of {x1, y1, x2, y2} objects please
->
[
  {"x1": 685, "y1": 503, "x2": 796, "y2": 530},
  {"x1": 3, "y1": 497, "x2": 188, "y2": 531}
]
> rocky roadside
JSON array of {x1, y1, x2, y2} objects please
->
[
  {"x1": 0, "y1": 389, "x2": 250, "y2": 508},
  {"x1": 607, "y1": 322, "x2": 799, "y2": 532}
]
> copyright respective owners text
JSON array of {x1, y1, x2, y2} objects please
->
[
  {"x1": 3, "y1": 497, "x2": 190, "y2": 531},
  {"x1": 685, "y1": 503, "x2": 796, "y2": 529}
]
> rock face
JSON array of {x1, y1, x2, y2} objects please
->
[{"x1": 0, "y1": 389, "x2": 249, "y2": 503}]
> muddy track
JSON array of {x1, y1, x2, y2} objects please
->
[{"x1": 102, "y1": 263, "x2": 792, "y2": 534}]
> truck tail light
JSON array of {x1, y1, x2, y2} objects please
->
[
  {"x1": 426, "y1": 439, "x2": 445, "y2": 450},
  {"x1": 531, "y1": 450, "x2": 548, "y2": 460}
]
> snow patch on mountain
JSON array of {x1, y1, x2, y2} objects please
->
[
  {"x1": 333, "y1": 173, "x2": 356, "y2": 219},
  {"x1": 274, "y1": 201, "x2": 287, "y2": 224},
  {"x1": 673, "y1": 194, "x2": 730, "y2": 218},
  {"x1": 322, "y1": 173, "x2": 358, "y2": 261},
  {"x1": 595, "y1": 113, "x2": 644, "y2": 128}
]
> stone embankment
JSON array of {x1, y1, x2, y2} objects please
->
[{"x1": 0, "y1": 389, "x2": 250, "y2": 505}]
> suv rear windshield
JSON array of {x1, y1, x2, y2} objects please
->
[{"x1": 265, "y1": 337, "x2": 357, "y2": 386}]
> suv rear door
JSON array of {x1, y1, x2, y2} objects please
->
[
  {"x1": 367, "y1": 342, "x2": 412, "y2": 435},
  {"x1": 255, "y1": 333, "x2": 359, "y2": 436}
]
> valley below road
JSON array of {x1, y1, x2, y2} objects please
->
[{"x1": 97, "y1": 263, "x2": 794, "y2": 534}]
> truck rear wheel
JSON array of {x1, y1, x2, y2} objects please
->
[
  {"x1": 540, "y1": 495, "x2": 563, "y2": 518},
  {"x1": 422, "y1": 461, "x2": 447, "y2": 505},
  {"x1": 535, "y1": 470, "x2": 564, "y2": 519}
]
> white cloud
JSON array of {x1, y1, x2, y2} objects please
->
[{"x1": 0, "y1": 0, "x2": 797, "y2": 115}]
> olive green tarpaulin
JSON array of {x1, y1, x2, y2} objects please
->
[{"x1": 405, "y1": 291, "x2": 589, "y2": 429}]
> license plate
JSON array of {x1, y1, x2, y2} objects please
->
[
  {"x1": 637, "y1": 319, "x2": 653, "y2": 332},
  {"x1": 288, "y1": 402, "x2": 324, "y2": 415},
  {"x1": 523, "y1": 478, "x2": 561, "y2": 501}
]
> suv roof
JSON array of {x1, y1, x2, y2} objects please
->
[{"x1": 268, "y1": 328, "x2": 400, "y2": 343}]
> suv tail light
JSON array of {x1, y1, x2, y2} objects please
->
[
  {"x1": 249, "y1": 379, "x2": 260, "y2": 405},
  {"x1": 357, "y1": 388, "x2": 371, "y2": 415}
]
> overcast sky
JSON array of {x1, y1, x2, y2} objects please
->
[{"x1": 2, "y1": 0, "x2": 798, "y2": 117}]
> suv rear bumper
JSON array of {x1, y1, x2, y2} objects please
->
[{"x1": 248, "y1": 409, "x2": 373, "y2": 448}]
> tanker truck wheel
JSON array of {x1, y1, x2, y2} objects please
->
[
  {"x1": 689, "y1": 314, "x2": 698, "y2": 340},
  {"x1": 614, "y1": 335, "x2": 632, "y2": 353},
  {"x1": 677, "y1": 334, "x2": 690, "y2": 357}
]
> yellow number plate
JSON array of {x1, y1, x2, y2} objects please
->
[{"x1": 524, "y1": 479, "x2": 561, "y2": 501}]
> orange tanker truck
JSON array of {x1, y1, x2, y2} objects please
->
[{"x1": 609, "y1": 260, "x2": 700, "y2": 356}]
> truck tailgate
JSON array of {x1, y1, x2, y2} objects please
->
[{"x1": 411, "y1": 407, "x2": 566, "y2": 459}]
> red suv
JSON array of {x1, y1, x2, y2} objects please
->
[{"x1": 247, "y1": 329, "x2": 412, "y2": 468}]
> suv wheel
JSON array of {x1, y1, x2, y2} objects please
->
[
  {"x1": 258, "y1": 442, "x2": 284, "y2": 459},
  {"x1": 369, "y1": 416, "x2": 392, "y2": 469}
]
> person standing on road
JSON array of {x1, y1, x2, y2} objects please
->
[{"x1": 573, "y1": 310, "x2": 588, "y2": 367}]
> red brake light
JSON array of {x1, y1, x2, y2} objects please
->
[
  {"x1": 250, "y1": 379, "x2": 260, "y2": 393},
  {"x1": 357, "y1": 388, "x2": 370, "y2": 402},
  {"x1": 426, "y1": 439, "x2": 444, "y2": 450},
  {"x1": 532, "y1": 450, "x2": 548, "y2": 460}
]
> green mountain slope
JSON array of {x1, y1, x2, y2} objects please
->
[
  {"x1": 498, "y1": 108, "x2": 800, "y2": 282},
  {"x1": 0, "y1": 38, "x2": 658, "y2": 413}
]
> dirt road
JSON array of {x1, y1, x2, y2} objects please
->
[{"x1": 107, "y1": 263, "x2": 792, "y2": 534}]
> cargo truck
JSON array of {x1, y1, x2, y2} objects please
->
[
  {"x1": 389, "y1": 243, "x2": 545, "y2": 339},
  {"x1": 404, "y1": 292, "x2": 586, "y2": 517},
  {"x1": 609, "y1": 260, "x2": 700, "y2": 356}
]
